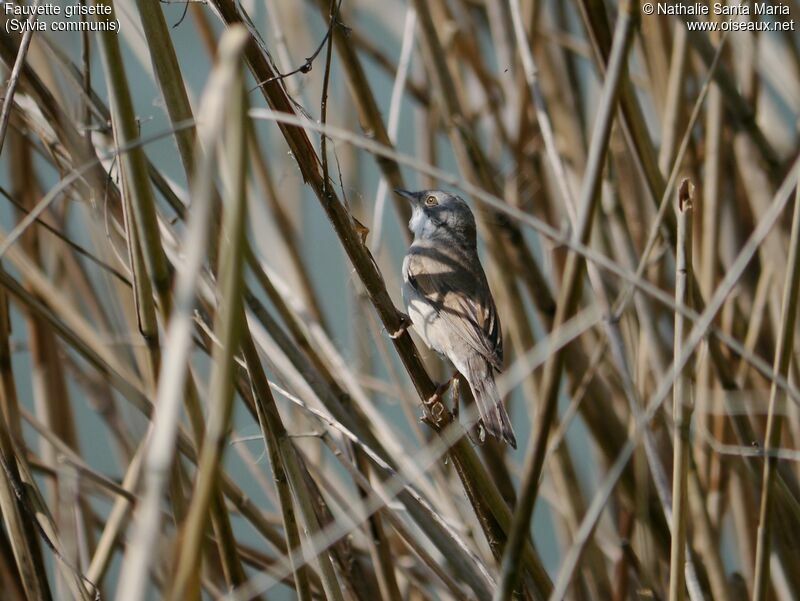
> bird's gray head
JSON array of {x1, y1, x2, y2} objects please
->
[{"x1": 395, "y1": 189, "x2": 477, "y2": 246}]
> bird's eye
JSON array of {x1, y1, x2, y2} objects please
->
[{"x1": 425, "y1": 195, "x2": 438, "y2": 207}]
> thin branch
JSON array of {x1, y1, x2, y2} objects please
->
[
  {"x1": 249, "y1": 3, "x2": 341, "y2": 91},
  {"x1": 319, "y1": 0, "x2": 338, "y2": 198}
]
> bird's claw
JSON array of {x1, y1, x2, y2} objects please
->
[
  {"x1": 420, "y1": 403, "x2": 446, "y2": 426},
  {"x1": 420, "y1": 379, "x2": 452, "y2": 426},
  {"x1": 389, "y1": 312, "x2": 412, "y2": 339}
]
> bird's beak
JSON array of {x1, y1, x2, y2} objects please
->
[{"x1": 394, "y1": 189, "x2": 421, "y2": 205}]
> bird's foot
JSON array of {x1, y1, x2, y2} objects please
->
[
  {"x1": 426, "y1": 379, "x2": 453, "y2": 404},
  {"x1": 420, "y1": 376, "x2": 458, "y2": 427},
  {"x1": 389, "y1": 312, "x2": 412, "y2": 339}
]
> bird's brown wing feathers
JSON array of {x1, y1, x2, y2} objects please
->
[{"x1": 404, "y1": 250, "x2": 502, "y2": 370}]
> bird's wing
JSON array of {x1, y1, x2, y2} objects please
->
[{"x1": 404, "y1": 249, "x2": 503, "y2": 370}]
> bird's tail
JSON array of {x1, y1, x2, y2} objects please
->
[{"x1": 465, "y1": 357, "x2": 517, "y2": 449}]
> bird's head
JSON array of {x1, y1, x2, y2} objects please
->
[{"x1": 395, "y1": 189, "x2": 477, "y2": 246}]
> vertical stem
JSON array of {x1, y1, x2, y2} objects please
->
[
  {"x1": 669, "y1": 179, "x2": 694, "y2": 601},
  {"x1": 752, "y1": 167, "x2": 800, "y2": 601},
  {"x1": 312, "y1": 0, "x2": 413, "y2": 231},
  {"x1": 687, "y1": 459, "x2": 734, "y2": 601},
  {"x1": 319, "y1": 0, "x2": 336, "y2": 198},
  {"x1": 167, "y1": 56, "x2": 250, "y2": 600}
]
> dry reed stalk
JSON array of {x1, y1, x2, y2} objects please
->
[
  {"x1": 687, "y1": 462, "x2": 733, "y2": 601},
  {"x1": 668, "y1": 179, "x2": 694, "y2": 601},
  {"x1": 752, "y1": 166, "x2": 800, "y2": 601},
  {"x1": 241, "y1": 278, "x2": 504, "y2": 590},
  {"x1": 697, "y1": 40, "x2": 725, "y2": 507},
  {"x1": 167, "y1": 55, "x2": 250, "y2": 598},
  {"x1": 509, "y1": 0, "x2": 577, "y2": 224},
  {"x1": 93, "y1": 1, "x2": 172, "y2": 317},
  {"x1": 517, "y1": 4, "x2": 674, "y2": 584},
  {"x1": 238, "y1": 334, "x2": 314, "y2": 600},
  {"x1": 677, "y1": 20, "x2": 781, "y2": 182},
  {"x1": 658, "y1": 24, "x2": 688, "y2": 174},
  {"x1": 247, "y1": 132, "x2": 328, "y2": 327},
  {"x1": 494, "y1": 9, "x2": 624, "y2": 596}
]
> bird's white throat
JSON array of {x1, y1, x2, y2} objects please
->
[{"x1": 408, "y1": 205, "x2": 425, "y2": 238}]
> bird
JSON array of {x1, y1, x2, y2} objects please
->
[{"x1": 395, "y1": 189, "x2": 517, "y2": 448}]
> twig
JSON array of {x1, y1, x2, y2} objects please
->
[
  {"x1": 312, "y1": 0, "x2": 413, "y2": 236},
  {"x1": 250, "y1": 2, "x2": 341, "y2": 91},
  {"x1": 319, "y1": 0, "x2": 338, "y2": 198}
]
